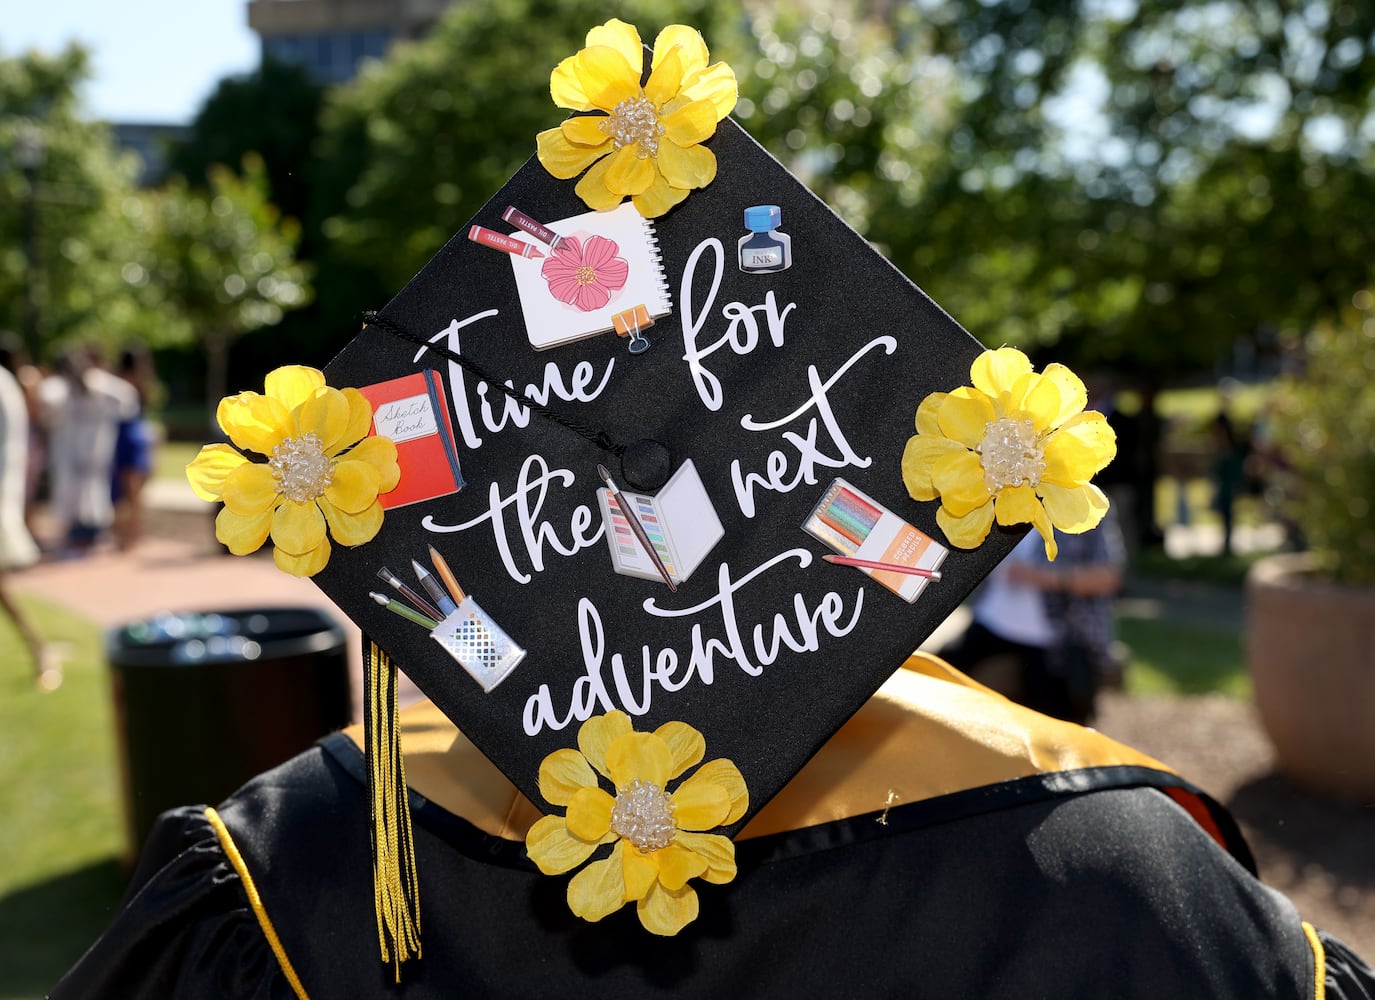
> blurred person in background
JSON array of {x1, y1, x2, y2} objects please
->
[
  {"x1": 0, "y1": 355, "x2": 59, "y2": 689},
  {"x1": 0, "y1": 333, "x2": 49, "y2": 537},
  {"x1": 38, "y1": 347, "x2": 138, "y2": 556},
  {"x1": 943, "y1": 513, "x2": 1127, "y2": 725},
  {"x1": 111, "y1": 343, "x2": 159, "y2": 551}
]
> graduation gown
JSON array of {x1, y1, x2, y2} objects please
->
[{"x1": 52, "y1": 654, "x2": 1374, "y2": 999}]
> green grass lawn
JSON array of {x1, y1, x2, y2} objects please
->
[
  {"x1": 0, "y1": 598, "x2": 127, "y2": 1000},
  {"x1": 1119, "y1": 616, "x2": 1250, "y2": 699}
]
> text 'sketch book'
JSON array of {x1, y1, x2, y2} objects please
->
[
  {"x1": 509, "y1": 201, "x2": 672, "y2": 351},
  {"x1": 597, "y1": 460, "x2": 723, "y2": 585},
  {"x1": 358, "y1": 369, "x2": 464, "y2": 509}
]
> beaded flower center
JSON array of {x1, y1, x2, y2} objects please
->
[
  {"x1": 610, "y1": 777, "x2": 676, "y2": 852},
  {"x1": 600, "y1": 94, "x2": 665, "y2": 159},
  {"x1": 979, "y1": 417, "x2": 1046, "y2": 492},
  {"x1": 270, "y1": 432, "x2": 334, "y2": 503}
]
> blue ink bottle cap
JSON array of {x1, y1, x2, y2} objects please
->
[{"x1": 744, "y1": 204, "x2": 783, "y2": 232}]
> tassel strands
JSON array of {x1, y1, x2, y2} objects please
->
[{"x1": 363, "y1": 639, "x2": 422, "y2": 978}]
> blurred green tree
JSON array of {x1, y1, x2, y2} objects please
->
[
  {"x1": 148, "y1": 154, "x2": 311, "y2": 421},
  {"x1": 0, "y1": 45, "x2": 168, "y2": 360},
  {"x1": 167, "y1": 58, "x2": 325, "y2": 232}
]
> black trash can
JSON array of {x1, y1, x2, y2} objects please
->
[{"x1": 107, "y1": 607, "x2": 351, "y2": 862}]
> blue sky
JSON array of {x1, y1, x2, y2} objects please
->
[{"x1": 2, "y1": 0, "x2": 259, "y2": 124}]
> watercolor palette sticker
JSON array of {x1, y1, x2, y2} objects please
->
[
  {"x1": 596, "y1": 460, "x2": 723, "y2": 586},
  {"x1": 802, "y1": 478, "x2": 948, "y2": 603}
]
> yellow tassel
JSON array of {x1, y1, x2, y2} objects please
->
[{"x1": 364, "y1": 639, "x2": 422, "y2": 979}]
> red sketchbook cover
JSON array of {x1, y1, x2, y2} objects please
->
[{"x1": 357, "y1": 369, "x2": 465, "y2": 509}]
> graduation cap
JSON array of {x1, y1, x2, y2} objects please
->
[{"x1": 189, "y1": 17, "x2": 1114, "y2": 971}]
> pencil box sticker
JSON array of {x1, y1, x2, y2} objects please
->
[{"x1": 801, "y1": 478, "x2": 948, "y2": 603}]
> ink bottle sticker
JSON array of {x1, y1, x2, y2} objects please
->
[{"x1": 738, "y1": 205, "x2": 792, "y2": 273}]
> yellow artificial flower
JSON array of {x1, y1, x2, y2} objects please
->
[
  {"x1": 526, "y1": 711, "x2": 748, "y2": 935},
  {"x1": 536, "y1": 18, "x2": 738, "y2": 218},
  {"x1": 186, "y1": 365, "x2": 400, "y2": 577},
  {"x1": 901, "y1": 347, "x2": 1116, "y2": 560}
]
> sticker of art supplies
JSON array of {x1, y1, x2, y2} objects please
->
[
  {"x1": 370, "y1": 547, "x2": 526, "y2": 693},
  {"x1": 596, "y1": 459, "x2": 723, "y2": 589},
  {"x1": 802, "y1": 478, "x2": 948, "y2": 604},
  {"x1": 485, "y1": 202, "x2": 672, "y2": 352},
  {"x1": 357, "y1": 369, "x2": 464, "y2": 509}
]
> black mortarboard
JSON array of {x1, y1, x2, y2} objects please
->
[{"x1": 269, "y1": 17, "x2": 1112, "y2": 969}]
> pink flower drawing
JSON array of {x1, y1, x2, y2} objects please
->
[{"x1": 541, "y1": 235, "x2": 629, "y2": 312}]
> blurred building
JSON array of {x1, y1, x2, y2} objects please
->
[{"x1": 246, "y1": 0, "x2": 457, "y2": 83}]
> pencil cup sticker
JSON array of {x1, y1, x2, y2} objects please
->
[{"x1": 431, "y1": 597, "x2": 526, "y2": 693}]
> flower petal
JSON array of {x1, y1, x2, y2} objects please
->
[
  {"x1": 606, "y1": 731, "x2": 673, "y2": 791},
  {"x1": 1043, "y1": 413, "x2": 1116, "y2": 482},
  {"x1": 215, "y1": 505, "x2": 272, "y2": 556},
  {"x1": 970, "y1": 347, "x2": 1033, "y2": 402},
  {"x1": 222, "y1": 462, "x2": 279, "y2": 516},
  {"x1": 571, "y1": 45, "x2": 641, "y2": 113},
  {"x1": 670, "y1": 770, "x2": 730, "y2": 831},
  {"x1": 263, "y1": 366, "x2": 326, "y2": 413},
  {"x1": 1008, "y1": 371, "x2": 1063, "y2": 434},
  {"x1": 1039, "y1": 481, "x2": 1109, "y2": 535},
  {"x1": 586, "y1": 18, "x2": 643, "y2": 78},
  {"x1": 654, "y1": 843, "x2": 708, "y2": 891},
  {"x1": 295, "y1": 387, "x2": 351, "y2": 454},
  {"x1": 603, "y1": 143, "x2": 657, "y2": 196},
  {"x1": 568, "y1": 842, "x2": 628, "y2": 922},
  {"x1": 937, "y1": 387, "x2": 997, "y2": 448},
  {"x1": 566, "y1": 786, "x2": 615, "y2": 842},
  {"x1": 679, "y1": 62, "x2": 738, "y2": 120},
  {"x1": 579, "y1": 711, "x2": 633, "y2": 780},
  {"x1": 574, "y1": 154, "x2": 627, "y2": 212},
  {"x1": 637, "y1": 880, "x2": 698, "y2": 936},
  {"x1": 654, "y1": 721, "x2": 705, "y2": 780},
  {"x1": 916, "y1": 391, "x2": 947, "y2": 435},
  {"x1": 344, "y1": 435, "x2": 401, "y2": 493},
  {"x1": 270, "y1": 499, "x2": 326, "y2": 555},
  {"x1": 550, "y1": 54, "x2": 594, "y2": 112},
  {"x1": 661, "y1": 98, "x2": 718, "y2": 148},
  {"x1": 632, "y1": 172, "x2": 690, "y2": 218},
  {"x1": 325, "y1": 459, "x2": 381, "y2": 515},
  {"x1": 527, "y1": 814, "x2": 599, "y2": 875},
  {"x1": 673, "y1": 832, "x2": 737, "y2": 884},
  {"x1": 561, "y1": 115, "x2": 613, "y2": 148},
  {"x1": 656, "y1": 138, "x2": 716, "y2": 191},
  {"x1": 218, "y1": 392, "x2": 289, "y2": 455},
  {"x1": 1039, "y1": 363, "x2": 1088, "y2": 429},
  {"x1": 902, "y1": 434, "x2": 965, "y2": 502},
  {"x1": 186, "y1": 444, "x2": 247, "y2": 502},
  {"x1": 621, "y1": 845, "x2": 659, "y2": 901},
  {"x1": 338, "y1": 388, "x2": 374, "y2": 452},
  {"x1": 686, "y1": 759, "x2": 748, "y2": 824},
  {"x1": 538, "y1": 747, "x2": 598, "y2": 807},
  {"x1": 273, "y1": 537, "x2": 330, "y2": 577},
  {"x1": 931, "y1": 450, "x2": 992, "y2": 517},
  {"x1": 644, "y1": 42, "x2": 685, "y2": 108},
  {"x1": 318, "y1": 496, "x2": 382, "y2": 548},
  {"x1": 994, "y1": 483, "x2": 1043, "y2": 527},
  {"x1": 538, "y1": 125, "x2": 612, "y2": 180},
  {"x1": 937, "y1": 499, "x2": 995, "y2": 550},
  {"x1": 652, "y1": 25, "x2": 709, "y2": 76}
]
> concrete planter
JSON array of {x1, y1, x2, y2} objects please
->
[{"x1": 1246, "y1": 552, "x2": 1375, "y2": 801}]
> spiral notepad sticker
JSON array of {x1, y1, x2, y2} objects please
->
[{"x1": 431, "y1": 597, "x2": 526, "y2": 692}]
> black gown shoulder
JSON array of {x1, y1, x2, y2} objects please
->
[{"x1": 51, "y1": 728, "x2": 1375, "y2": 1000}]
